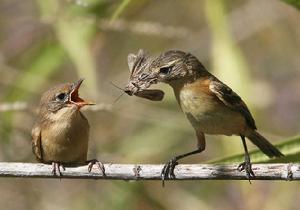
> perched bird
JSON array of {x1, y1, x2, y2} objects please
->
[
  {"x1": 32, "y1": 79, "x2": 104, "y2": 176},
  {"x1": 125, "y1": 49, "x2": 283, "y2": 185}
]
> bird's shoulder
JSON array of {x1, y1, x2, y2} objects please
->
[
  {"x1": 208, "y1": 76, "x2": 257, "y2": 129},
  {"x1": 183, "y1": 75, "x2": 215, "y2": 97}
]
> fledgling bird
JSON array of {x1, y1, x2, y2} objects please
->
[
  {"x1": 32, "y1": 79, "x2": 105, "y2": 176},
  {"x1": 125, "y1": 50, "x2": 283, "y2": 185}
]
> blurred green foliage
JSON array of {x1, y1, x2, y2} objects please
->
[
  {"x1": 211, "y1": 136, "x2": 300, "y2": 163},
  {"x1": 111, "y1": 0, "x2": 132, "y2": 21},
  {"x1": 283, "y1": 0, "x2": 300, "y2": 10}
]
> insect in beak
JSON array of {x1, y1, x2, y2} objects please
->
[
  {"x1": 124, "y1": 81, "x2": 165, "y2": 101},
  {"x1": 134, "y1": 89, "x2": 164, "y2": 101}
]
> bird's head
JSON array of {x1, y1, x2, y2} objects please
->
[
  {"x1": 39, "y1": 79, "x2": 94, "y2": 120},
  {"x1": 124, "y1": 49, "x2": 201, "y2": 96}
]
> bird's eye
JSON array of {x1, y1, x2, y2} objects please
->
[
  {"x1": 56, "y1": 93, "x2": 67, "y2": 101},
  {"x1": 159, "y1": 67, "x2": 170, "y2": 74}
]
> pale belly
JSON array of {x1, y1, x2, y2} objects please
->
[
  {"x1": 178, "y1": 88, "x2": 246, "y2": 136},
  {"x1": 41, "y1": 114, "x2": 89, "y2": 163}
]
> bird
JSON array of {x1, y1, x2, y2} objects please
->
[
  {"x1": 125, "y1": 49, "x2": 284, "y2": 185},
  {"x1": 31, "y1": 79, "x2": 105, "y2": 176}
]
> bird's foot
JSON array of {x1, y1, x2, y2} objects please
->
[
  {"x1": 51, "y1": 162, "x2": 65, "y2": 176},
  {"x1": 161, "y1": 157, "x2": 179, "y2": 187},
  {"x1": 87, "y1": 159, "x2": 106, "y2": 176},
  {"x1": 238, "y1": 160, "x2": 255, "y2": 183}
]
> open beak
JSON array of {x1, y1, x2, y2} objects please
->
[{"x1": 70, "y1": 79, "x2": 95, "y2": 108}]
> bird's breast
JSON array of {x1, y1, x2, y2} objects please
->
[
  {"x1": 173, "y1": 79, "x2": 246, "y2": 135},
  {"x1": 41, "y1": 111, "x2": 90, "y2": 163}
]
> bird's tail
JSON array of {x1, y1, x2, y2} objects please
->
[{"x1": 247, "y1": 131, "x2": 284, "y2": 158}]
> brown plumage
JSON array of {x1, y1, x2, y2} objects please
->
[
  {"x1": 32, "y1": 79, "x2": 104, "y2": 176},
  {"x1": 125, "y1": 49, "x2": 283, "y2": 185}
]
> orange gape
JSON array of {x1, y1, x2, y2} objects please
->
[{"x1": 124, "y1": 49, "x2": 284, "y2": 186}]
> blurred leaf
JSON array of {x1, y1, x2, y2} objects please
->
[
  {"x1": 55, "y1": 15, "x2": 99, "y2": 99},
  {"x1": 6, "y1": 44, "x2": 65, "y2": 101},
  {"x1": 1, "y1": 43, "x2": 65, "y2": 145},
  {"x1": 36, "y1": 0, "x2": 59, "y2": 22},
  {"x1": 37, "y1": 0, "x2": 100, "y2": 99},
  {"x1": 282, "y1": 0, "x2": 300, "y2": 10},
  {"x1": 210, "y1": 135, "x2": 300, "y2": 163},
  {"x1": 65, "y1": 0, "x2": 111, "y2": 17},
  {"x1": 110, "y1": 0, "x2": 132, "y2": 21},
  {"x1": 205, "y1": 0, "x2": 251, "y2": 102}
]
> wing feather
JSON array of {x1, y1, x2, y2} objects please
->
[
  {"x1": 209, "y1": 78, "x2": 257, "y2": 130},
  {"x1": 31, "y1": 124, "x2": 43, "y2": 162}
]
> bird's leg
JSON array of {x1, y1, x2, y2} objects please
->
[
  {"x1": 161, "y1": 148, "x2": 203, "y2": 187},
  {"x1": 161, "y1": 131, "x2": 205, "y2": 187},
  {"x1": 86, "y1": 159, "x2": 106, "y2": 176},
  {"x1": 51, "y1": 162, "x2": 65, "y2": 176},
  {"x1": 238, "y1": 136, "x2": 255, "y2": 182}
]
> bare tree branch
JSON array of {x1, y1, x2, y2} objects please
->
[
  {"x1": 0, "y1": 102, "x2": 112, "y2": 112},
  {"x1": 0, "y1": 163, "x2": 299, "y2": 181}
]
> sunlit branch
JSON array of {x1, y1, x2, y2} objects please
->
[{"x1": 0, "y1": 163, "x2": 298, "y2": 181}]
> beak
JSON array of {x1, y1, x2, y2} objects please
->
[
  {"x1": 124, "y1": 89, "x2": 133, "y2": 96},
  {"x1": 70, "y1": 79, "x2": 95, "y2": 107},
  {"x1": 124, "y1": 81, "x2": 164, "y2": 101},
  {"x1": 124, "y1": 81, "x2": 139, "y2": 96}
]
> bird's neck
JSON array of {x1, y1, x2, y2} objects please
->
[
  {"x1": 40, "y1": 107, "x2": 82, "y2": 126},
  {"x1": 168, "y1": 70, "x2": 210, "y2": 89},
  {"x1": 167, "y1": 71, "x2": 212, "y2": 105}
]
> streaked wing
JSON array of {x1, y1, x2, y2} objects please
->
[
  {"x1": 31, "y1": 124, "x2": 43, "y2": 162},
  {"x1": 209, "y1": 77, "x2": 256, "y2": 130}
]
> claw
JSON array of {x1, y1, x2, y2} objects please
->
[
  {"x1": 87, "y1": 159, "x2": 106, "y2": 176},
  {"x1": 51, "y1": 162, "x2": 65, "y2": 176},
  {"x1": 161, "y1": 158, "x2": 178, "y2": 187},
  {"x1": 239, "y1": 136, "x2": 255, "y2": 183},
  {"x1": 238, "y1": 161, "x2": 255, "y2": 183}
]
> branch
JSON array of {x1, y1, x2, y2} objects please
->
[
  {"x1": 0, "y1": 163, "x2": 299, "y2": 181},
  {"x1": 0, "y1": 102, "x2": 112, "y2": 112}
]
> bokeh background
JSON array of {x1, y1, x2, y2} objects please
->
[{"x1": 1, "y1": 0, "x2": 300, "y2": 209}]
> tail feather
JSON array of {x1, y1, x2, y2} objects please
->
[{"x1": 247, "y1": 131, "x2": 284, "y2": 158}]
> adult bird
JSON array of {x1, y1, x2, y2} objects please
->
[{"x1": 125, "y1": 50, "x2": 283, "y2": 185}]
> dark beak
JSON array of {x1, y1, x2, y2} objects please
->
[
  {"x1": 70, "y1": 79, "x2": 95, "y2": 107},
  {"x1": 124, "y1": 89, "x2": 133, "y2": 96}
]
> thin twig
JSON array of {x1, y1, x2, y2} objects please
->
[
  {"x1": 98, "y1": 19, "x2": 191, "y2": 39},
  {"x1": 0, "y1": 102, "x2": 112, "y2": 112},
  {"x1": 0, "y1": 102, "x2": 29, "y2": 112},
  {"x1": 0, "y1": 163, "x2": 299, "y2": 181}
]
